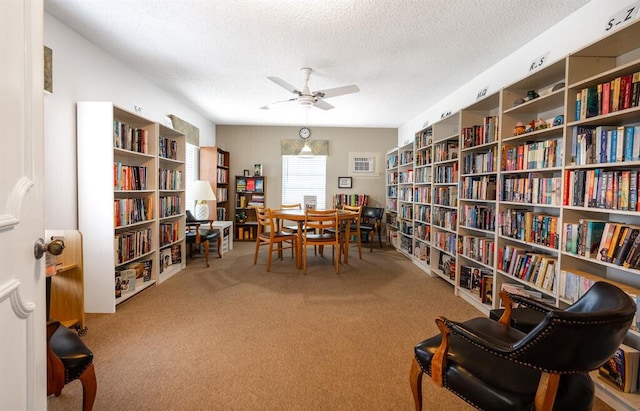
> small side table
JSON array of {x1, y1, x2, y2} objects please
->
[{"x1": 211, "y1": 221, "x2": 233, "y2": 255}]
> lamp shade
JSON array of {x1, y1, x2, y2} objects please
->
[
  {"x1": 191, "y1": 180, "x2": 216, "y2": 220},
  {"x1": 191, "y1": 180, "x2": 216, "y2": 201}
]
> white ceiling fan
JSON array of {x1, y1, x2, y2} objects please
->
[{"x1": 260, "y1": 67, "x2": 360, "y2": 111}]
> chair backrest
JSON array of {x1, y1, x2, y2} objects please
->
[
  {"x1": 512, "y1": 281, "x2": 636, "y2": 372},
  {"x1": 304, "y1": 209, "x2": 339, "y2": 233},
  {"x1": 361, "y1": 206, "x2": 384, "y2": 221},
  {"x1": 280, "y1": 203, "x2": 302, "y2": 210},
  {"x1": 255, "y1": 206, "x2": 274, "y2": 235},
  {"x1": 342, "y1": 204, "x2": 362, "y2": 228}
]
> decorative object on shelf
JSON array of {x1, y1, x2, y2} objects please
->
[
  {"x1": 235, "y1": 211, "x2": 247, "y2": 223},
  {"x1": 552, "y1": 81, "x2": 565, "y2": 91},
  {"x1": 254, "y1": 164, "x2": 263, "y2": 176},
  {"x1": 513, "y1": 121, "x2": 525, "y2": 136},
  {"x1": 513, "y1": 98, "x2": 525, "y2": 107},
  {"x1": 243, "y1": 169, "x2": 250, "y2": 177},
  {"x1": 192, "y1": 180, "x2": 216, "y2": 220},
  {"x1": 338, "y1": 176, "x2": 352, "y2": 189},
  {"x1": 553, "y1": 114, "x2": 564, "y2": 126},
  {"x1": 524, "y1": 89, "x2": 539, "y2": 101},
  {"x1": 535, "y1": 118, "x2": 548, "y2": 130},
  {"x1": 524, "y1": 120, "x2": 535, "y2": 133}
]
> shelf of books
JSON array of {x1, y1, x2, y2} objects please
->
[
  {"x1": 413, "y1": 126, "x2": 433, "y2": 271},
  {"x1": 234, "y1": 176, "x2": 265, "y2": 241},
  {"x1": 158, "y1": 124, "x2": 186, "y2": 283},
  {"x1": 78, "y1": 102, "x2": 182, "y2": 313},
  {"x1": 385, "y1": 147, "x2": 399, "y2": 247},
  {"x1": 495, "y1": 58, "x2": 566, "y2": 313},
  {"x1": 398, "y1": 142, "x2": 415, "y2": 257},
  {"x1": 200, "y1": 146, "x2": 230, "y2": 221},
  {"x1": 561, "y1": 21, "x2": 640, "y2": 410},
  {"x1": 456, "y1": 92, "x2": 500, "y2": 312},
  {"x1": 430, "y1": 113, "x2": 459, "y2": 286}
]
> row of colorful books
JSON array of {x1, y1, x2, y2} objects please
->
[
  {"x1": 114, "y1": 228, "x2": 152, "y2": 265},
  {"x1": 113, "y1": 120, "x2": 149, "y2": 154},
  {"x1": 432, "y1": 208, "x2": 456, "y2": 231},
  {"x1": 159, "y1": 195, "x2": 181, "y2": 218},
  {"x1": 414, "y1": 186, "x2": 432, "y2": 204},
  {"x1": 461, "y1": 116, "x2": 498, "y2": 149},
  {"x1": 159, "y1": 168, "x2": 182, "y2": 190},
  {"x1": 459, "y1": 235, "x2": 495, "y2": 267},
  {"x1": 114, "y1": 197, "x2": 152, "y2": 227},
  {"x1": 434, "y1": 140, "x2": 458, "y2": 162},
  {"x1": 566, "y1": 221, "x2": 640, "y2": 270},
  {"x1": 571, "y1": 124, "x2": 640, "y2": 165},
  {"x1": 501, "y1": 175, "x2": 562, "y2": 206},
  {"x1": 575, "y1": 71, "x2": 640, "y2": 121},
  {"x1": 460, "y1": 175, "x2": 497, "y2": 201},
  {"x1": 502, "y1": 138, "x2": 563, "y2": 171},
  {"x1": 497, "y1": 245, "x2": 556, "y2": 291},
  {"x1": 459, "y1": 265, "x2": 494, "y2": 304},
  {"x1": 565, "y1": 168, "x2": 640, "y2": 211},
  {"x1": 115, "y1": 259, "x2": 152, "y2": 298},
  {"x1": 460, "y1": 204, "x2": 496, "y2": 232},
  {"x1": 114, "y1": 163, "x2": 147, "y2": 191},
  {"x1": 498, "y1": 209, "x2": 559, "y2": 249},
  {"x1": 434, "y1": 186, "x2": 457, "y2": 207},
  {"x1": 159, "y1": 136, "x2": 178, "y2": 160},
  {"x1": 461, "y1": 147, "x2": 496, "y2": 174},
  {"x1": 435, "y1": 163, "x2": 458, "y2": 184}
]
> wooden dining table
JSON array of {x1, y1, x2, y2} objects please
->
[{"x1": 273, "y1": 208, "x2": 358, "y2": 269}]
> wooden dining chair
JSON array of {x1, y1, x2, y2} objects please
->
[
  {"x1": 253, "y1": 207, "x2": 297, "y2": 271},
  {"x1": 325, "y1": 204, "x2": 363, "y2": 261},
  {"x1": 302, "y1": 209, "x2": 341, "y2": 275},
  {"x1": 279, "y1": 203, "x2": 303, "y2": 233}
]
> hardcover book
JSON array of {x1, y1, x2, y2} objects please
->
[{"x1": 599, "y1": 344, "x2": 640, "y2": 393}]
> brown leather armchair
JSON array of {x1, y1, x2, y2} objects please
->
[
  {"x1": 47, "y1": 320, "x2": 96, "y2": 410},
  {"x1": 410, "y1": 281, "x2": 636, "y2": 411}
]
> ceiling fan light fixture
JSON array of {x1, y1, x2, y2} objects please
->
[{"x1": 299, "y1": 142, "x2": 313, "y2": 156}]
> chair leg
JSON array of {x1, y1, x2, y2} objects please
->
[
  {"x1": 79, "y1": 363, "x2": 97, "y2": 411},
  {"x1": 378, "y1": 229, "x2": 383, "y2": 248},
  {"x1": 267, "y1": 242, "x2": 274, "y2": 272},
  {"x1": 410, "y1": 357, "x2": 424, "y2": 411},
  {"x1": 535, "y1": 372, "x2": 560, "y2": 411},
  {"x1": 203, "y1": 239, "x2": 210, "y2": 267},
  {"x1": 253, "y1": 239, "x2": 260, "y2": 265},
  {"x1": 369, "y1": 231, "x2": 374, "y2": 252}
]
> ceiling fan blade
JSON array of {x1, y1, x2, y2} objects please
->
[
  {"x1": 313, "y1": 99, "x2": 335, "y2": 110},
  {"x1": 260, "y1": 98, "x2": 297, "y2": 110},
  {"x1": 267, "y1": 76, "x2": 302, "y2": 96},
  {"x1": 313, "y1": 84, "x2": 360, "y2": 99}
]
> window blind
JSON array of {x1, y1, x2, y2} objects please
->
[{"x1": 282, "y1": 155, "x2": 326, "y2": 209}]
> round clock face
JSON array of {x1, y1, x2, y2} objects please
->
[{"x1": 299, "y1": 127, "x2": 311, "y2": 139}]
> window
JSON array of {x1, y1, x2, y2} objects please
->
[
  {"x1": 282, "y1": 155, "x2": 327, "y2": 209},
  {"x1": 185, "y1": 143, "x2": 199, "y2": 213}
]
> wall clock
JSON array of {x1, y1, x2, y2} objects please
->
[{"x1": 299, "y1": 127, "x2": 311, "y2": 140}]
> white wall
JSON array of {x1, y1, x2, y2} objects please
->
[
  {"x1": 398, "y1": 0, "x2": 639, "y2": 145},
  {"x1": 44, "y1": 13, "x2": 216, "y2": 229}
]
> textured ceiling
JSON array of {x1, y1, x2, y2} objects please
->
[{"x1": 45, "y1": 0, "x2": 591, "y2": 128}]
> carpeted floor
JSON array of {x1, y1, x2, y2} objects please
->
[{"x1": 47, "y1": 241, "x2": 614, "y2": 410}]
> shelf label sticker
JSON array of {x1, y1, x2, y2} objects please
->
[
  {"x1": 605, "y1": 2, "x2": 639, "y2": 32},
  {"x1": 529, "y1": 52, "x2": 549, "y2": 72},
  {"x1": 476, "y1": 86, "x2": 489, "y2": 100},
  {"x1": 440, "y1": 111, "x2": 452, "y2": 119}
]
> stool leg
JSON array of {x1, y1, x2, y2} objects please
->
[{"x1": 204, "y1": 239, "x2": 210, "y2": 267}]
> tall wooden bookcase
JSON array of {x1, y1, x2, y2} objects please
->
[
  {"x1": 200, "y1": 146, "x2": 230, "y2": 221},
  {"x1": 234, "y1": 175, "x2": 265, "y2": 241},
  {"x1": 386, "y1": 19, "x2": 640, "y2": 410},
  {"x1": 78, "y1": 102, "x2": 186, "y2": 313}
]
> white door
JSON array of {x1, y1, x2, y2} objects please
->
[{"x1": 0, "y1": 0, "x2": 46, "y2": 410}]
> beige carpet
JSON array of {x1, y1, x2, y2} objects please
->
[{"x1": 48, "y1": 241, "x2": 614, "y2": 410}]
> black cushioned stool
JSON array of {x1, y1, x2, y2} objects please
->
[{"x1": 489, "y1": 306, "x2": 546, "y2": 333}]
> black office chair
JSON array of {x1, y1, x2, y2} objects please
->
[
  {"x1": 410, "y1": 281, "x2": 636, "y2": 411},
  {"x1": 359, "y1": 206, "x2": 384, "y2": 251}
]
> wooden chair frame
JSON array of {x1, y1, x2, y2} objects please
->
[
  {"x1": 253, "y1": 207, "x2": 297, "y2": 271},
  {"x1": 302, "y1": 209, "x2": 341, "y2": 274}
]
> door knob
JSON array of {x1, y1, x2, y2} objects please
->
[{"x1": 34, "y1": 238, "x2": 65, "y2": 259}]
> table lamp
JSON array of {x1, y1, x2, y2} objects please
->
[{"x1": 192, "y1": 180, "x2": 216, "y2": 220}]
